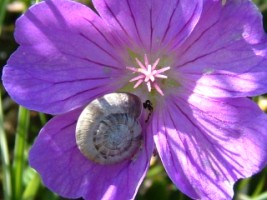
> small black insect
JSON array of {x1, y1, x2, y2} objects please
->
[{"x1": 143, "y1": 100, "x2": 153, "y2": 123}]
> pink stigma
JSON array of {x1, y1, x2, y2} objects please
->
[{"x1": 127, "y1": 55, "x2": 170, "y2": 96}]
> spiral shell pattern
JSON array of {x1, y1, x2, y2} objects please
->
[{"x1": 75, "y1": 93, "x2": 143, "y2": 165}]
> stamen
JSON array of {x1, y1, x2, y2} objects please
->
[
  {"x1": 135, "y1": 58, "x2": 146, "y2": 70},
  {"x1": 152, "y1": 58, "x2": 160, "y2": 70},
  {"x1": 126, "y1": 55, "x2": 170, "y2": 96},
  {"x1": 130, "y1": 75, "x2": 145, "y2": 82},
  {"x1": 155, "y1": 74, "x2": 168, "y2": 79},
  {"x1": 134, "y1": 79, "x2": 143, "y2": 88},
  {"x1": 144, "y1": 54, "x2": 149, "y2": 66},
  {"x1": 126, "y1": 66, "x2": 138, "y2": 72},
  {"x1": 147, "y1": 82, "x2": 151, "y2": 92},
  {"x1": 153, "y1": 82, "x2": 164, "y2": 96},
  {"x1": 156, "y1": 66, "x2": 171, "y2": 74}
]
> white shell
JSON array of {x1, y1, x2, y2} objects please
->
[{"x1": 75, "y1": 93, "x2": 143, "y2": 165}]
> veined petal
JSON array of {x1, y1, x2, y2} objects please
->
[
  {"x1": 2, "y1": 0, "x2": 126, "y2": 114},
  {"x1": 153, "y1": 94, "x2": 267, "y2": 200},
  {"x1": 176, "y1": 0, "x2": 267, "y2": 97},
  {"x1": 93, "y1": 0, "x2": 203, "y2": 53},
  {"x1": 182, "y1": 69, "x2": 267, "y2": 97},
  {"x1": 29, "y1": 108, "x2": 154, "y2": 200}
]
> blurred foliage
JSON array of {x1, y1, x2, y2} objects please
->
[{"x1": 1, "y1": 0, "x2": 267, "y2": 200}]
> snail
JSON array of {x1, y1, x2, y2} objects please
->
[{"x1": 75, "y1": 93, "x2": 143, "y2": 165}]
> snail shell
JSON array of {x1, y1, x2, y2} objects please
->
[{"x1": 75, "y1": 93, "x2": 143, "y2": 165}]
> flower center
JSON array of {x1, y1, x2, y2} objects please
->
[{"x1": 126, "y1": 54, "x2": 170, "y2": 96}]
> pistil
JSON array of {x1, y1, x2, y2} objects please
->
[{"x1": 126, "y1": 55, "x2": 170, "y2": 96}]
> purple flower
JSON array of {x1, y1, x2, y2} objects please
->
[{"x1": 2, "y1": 0, "x2": 267, "y2": 199}]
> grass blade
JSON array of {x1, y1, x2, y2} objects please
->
[
  {"x1": 22, "y1": 169, "x2": 41, "y2": 200},
  {"x1": 0, "y1": 91, "x2": 12, "y2": 200},
  {"x1": 0, "y1": 0, "x2": 9, "y2": 35},
  {"x1": 38, "y1": 112, "x2": 47, "y2": 126},
  {"x1": 12, "y1": 106, "x2": 30, "y2": 200}
]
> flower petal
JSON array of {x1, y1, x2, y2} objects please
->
[
  {"x1": 29, "y1": 108, "x2": 154, "y2": 200},
  {"x1": 182, "y1": 69, "x2": 267, "y2": 98},
  {"x1": 2, "y1": 0, "x2": 126, "y2": 114},
  {"x1": 153, "y1": 93, "x2": 267, "y2": 200},
  {"x1": 93, "y1": 0, "x2": 203, "y2": 52},
  {"x1": 176, "y1": 0, "x2": 267, "y2": 97}
]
